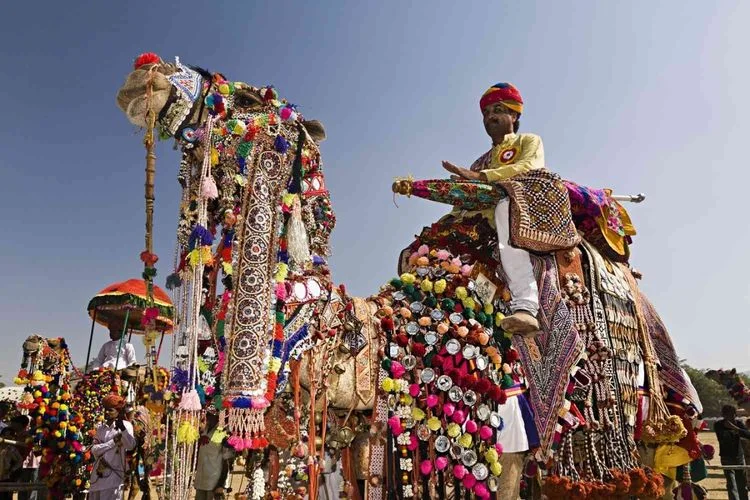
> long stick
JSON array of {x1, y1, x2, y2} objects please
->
[
  {"x1": 84, "y1": 308, "x2": 97, "y2": 374},
  {"x1": 116, "y1": 308, "x2": 131, "y2": 370},
  {"x1": 144, "y1": 110, "x2": 156, "y2": 257}
]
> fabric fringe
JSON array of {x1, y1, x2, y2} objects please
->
[
  {"x1": 286, "y1": 196, "x2": 311, "y2": 266},
  {"x1": 224, "y1": 407, "x2": 267, "y2": 450}
]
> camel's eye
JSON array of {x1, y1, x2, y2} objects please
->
[{"x1": 234, "y1": 88, "x2": 263, "y2": 110}]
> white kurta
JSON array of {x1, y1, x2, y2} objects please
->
[
  {"x1": 88, "y1": 420, "x2": 136, "y2": 500},
  {"x1": 90, "y1": 340, "x2": 137, "y2": 371}
]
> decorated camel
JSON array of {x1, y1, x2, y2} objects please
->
[
  {"x1": 115, "y1": 54, "x2": 696, "y2": 499},
  {"x1": 705, "y1": 368, "x2": 750, "y2": 411}
]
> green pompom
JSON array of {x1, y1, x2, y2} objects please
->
[
  {"x1": 476, "y1": 312, "x2": 487, "y2": 325},
  {"x1": 390, "y1": 279, "x2": 403, "y2": 290},
  {"x1": 424, "y1": 296, "x2": 437, "y2": 308},
  {"x1": 381, "y1": 359, "x2": 392, "y2": 370},
  {"x1": 403, "y1": 284, "x2": 416, "y2": 295},
  {"x1": 463, "y1": 308, "x2": 475, "y2": 320},
  {"x1": 442, "y1": 299, "x2": 455, "y2": 311}
]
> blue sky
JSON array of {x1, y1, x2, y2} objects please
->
[{"x1": 0, "y1": 1, "x2": 748, "y2": 383}]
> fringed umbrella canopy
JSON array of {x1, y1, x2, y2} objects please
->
[{"x1": 87, "y1": 278, "x2": 174, "y2": 334}]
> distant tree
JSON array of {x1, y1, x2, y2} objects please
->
[
  {"x1": 682, "y1": 363, "x2": 735, "y2": 417},
  {"x1": 0, "y1": 375, "x2": 5, "y2": 389}
]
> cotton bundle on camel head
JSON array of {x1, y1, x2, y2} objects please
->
[{"x1": 116, "y1": 53, "x2": 177, "y2": 128}]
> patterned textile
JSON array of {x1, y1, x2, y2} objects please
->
[
  {"x1": 497, "y1": 169, "x2": 581, "y2": 253},
  {"x1": 407, "y1": 178, "x2": 507, "y2": 211},
  {"x1": 513, "y1": 254, "x2": 585, "y2": 456},
  {"x1": 225, "y1": 150, "x2": 290, "y2": 399},
  {"x1": 638, "y1": 293, "x2": 693, "y2": 405},
  {"x1": 480, "y1": 82, "x2": 523, "y2": 113},
  {"x1": 565, "y1": 181, "x2": 636, "y2": 262}
]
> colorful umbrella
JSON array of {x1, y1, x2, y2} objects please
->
[{"x1": 87, "y1": 278, "x2": 174, "y2": 334}]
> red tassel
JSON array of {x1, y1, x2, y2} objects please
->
[{"x1": 134, "y1": 52, "x2": 160, "y2": 69}]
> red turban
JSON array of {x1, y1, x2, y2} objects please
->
[
  {"x1": 479, "y1": 83, "x2": 523, "y2": 114},
  {"x1": 102, "y1": 394, "x2": 126, "y2": 410}
]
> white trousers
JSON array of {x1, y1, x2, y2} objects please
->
[{"x1": 494, "y1": 198, "x2": 539, "y2": 316}]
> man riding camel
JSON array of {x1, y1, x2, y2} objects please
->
[
  {"x1": 443, "y1": 83, "x2": 579, "y2": 335},
  {"x1": 90, "y1": 320, "x2": 137, "y2": 371}
]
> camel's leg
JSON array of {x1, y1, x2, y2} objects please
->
[{"x1": 496, "y1": 452, "x2": 525, "y2": 500}]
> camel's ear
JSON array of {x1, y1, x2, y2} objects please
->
[{"x1": 302, "y1": 120, "x2": 326, "y2": 143}]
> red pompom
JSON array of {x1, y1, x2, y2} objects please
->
[
  {"x1": 396, "y1": 334, "x2": 409, "y2": 347},
  {"x1": 411, "y1": 343, "x2": 426, "y2": 357},
  {"x1": 505, "y1": 349, "x2": 519, "y2": 363},
  {"x1": 475, "y1": 378, "x2": 491, "y2": 394},
  {"x1": 431, "y1": 355, "x2": 444, "y2": 370},
  {"x1": 134, "y1": 52, "x2": 161, "y2": 69},
  {"x1": 380, "y1": 317, "x2": 394, "y2": 331}
]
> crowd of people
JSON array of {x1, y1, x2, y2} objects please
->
[{"x1": 0, "y1": 403, "x2": 39, "y2": 500}]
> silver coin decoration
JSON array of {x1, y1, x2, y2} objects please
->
[
  {"x1": 450, "y1": 444, "x2": 463, "y2": 459},
  {"x1": 436, "y1": 375, "x2": 453, "y2": 391},
  {"x1": 389, "y1": 343, "x2": 400, "y2": 358},
  {"x1": 462, "y1": 345, "x2": 476, "y2": 360},
  {"x1": 402, "y1": 355, "x2": 417, "y2": 370},
  {"x1": 487, "y1": 476, "x2": 499, "y2": 492},
  {"x1": 448, "y1": 385, "x2": 463, "y2": 402},
  {"x1": 416, "y1": 425, "x2": 430, "y2": 441},
  {"x1": 463, "y1": 390, "x2": 477, "y2": 407},
  {"x1": 476, "y1": 404, "x2": 491, "y2": 421},
  {"x1": 424, "y1": 332, "x2": 438, "y2": 346},
  {"x1": 405, "y1": 322, "x2": 419, "y2": 335},
  {"x1": 420, "y1": 368, "x2": 436, "y2": 384},
  {"x1": 490, "y1": 412, "x2": 502, "y2": 429},
  {"x1": 472, "y1": 463, "x2": 489, "y2": 481},
  {"x1": 435, "y1": 436, "x2": 450, "y2": 453},
  {"x1": 445, "y1": 339, "x2": 461, "y2": 355},
  {"x1": 430, "y1": 309, "x2": 444, "y2": 321},
  {"x1": 449, "y1": 313, "x2": 463, "y2": 325},
  {"x1": 416, "y1": 267, "x2": 430, "y2": 277},
  {"x1": 392, "y1": 291, "x2": 406, "y2": 301},
  {"x1": 461, "y1": 450, "x2": 478, "y2": 467},
  {"x1": 410, "y1": 301, "x2": 424, "y2": 314},
  {"x1": 475, "y1": 355, "x2": 489, "y2": 371}
]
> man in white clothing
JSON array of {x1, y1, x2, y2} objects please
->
[
  {"x1": 90, "y1": 321, "x2": 137, "y2": 371},
  {"x1": 88, "y1": 394, "x2": 136, "y2": 500}
]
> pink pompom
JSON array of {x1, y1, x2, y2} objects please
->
[
  {"x1": 452, "y1": 410, "x2": 466, "y2": 424},
  {"x1": 280, "y1": 107, "x2": 293, "y2": 121},
  {"x1": 453, "y1": 464, "x2": 466, "y2": 479},
  {"x1": 409, "y1": 384, "x2": 421, "y2": 397},
  {"x1": 479, "y1": 425, "x2": 493, "y2": 440},
  {"x1": 388, "y1": 416, "x2": 403, "y2": 436},
  {"x1": 418, "y1": 244, "x2": 430, "y2": 256},
  {"x1": 462, "y1": 473, "x2": 477, "y2": 489},
  {"x1": 201, "y1": 175, "x2": 218, "y2": 200},
  {"x1": 443, "y1": 402, "x2": 455, "y2": 417},
  {"x1": 474, "y1": 482, "x2": 489, "y2": 499},
  {"x1": 390, "y1": 361, "x2": 405, "y2": 378},
  {"x1": 435, "y1": 456, "x2": 449, "y2": 470},
  {"x1": 420, "y1": 460, "x2": 433, "y2": 476},
  {"x1": 495, "y1": 443, "x2": 503, "y2": 454},
  {"x1": 227, "y1": 435, "x2": 243, "y2": 451},
  {"x1": 408, "y1": 253, "x2": 420, "y2": 265},
  {"x1": 436, "y1": 249, "x2": 451, "y2": 261},
  {"x1": 450, "y1": 257, "x2": 462, "y2": 267},
  {"x1": 243, "y1": 438, "x2": 254, "y2": 450},
  {"x1": 460, "y1": 264, "x2": 473, "y2": 276},
  {"x1": 426, "y1": 394, "x2": 438, "y2": 408},
  {"x1": 275, "y1": 283, "x2": 287, "y2": 301},
  {"x1": 408, "y1": 434, "x2": 418, "y2": 451}
]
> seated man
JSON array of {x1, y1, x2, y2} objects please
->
[
  {"x1": 442, "y1": 82, "x2": 545, "y2": 334},
  {"x1": 91, "y1": 320, "x2": 137, "y2": 371}
]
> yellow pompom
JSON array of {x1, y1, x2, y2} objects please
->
[
  {"x1": 447, "y1": 423, "x2": 461, "y2": 438},
  {"x1": 484, "y1": 448, "x2": 499, "y2": 463},
  {"x1": 68, "y1": 426, "x2": 77, "y2": 433},
  {"x1": 462, "y1": 297, "x2": 475, "y2": 310},
  {"x1": 210, "y1": 148, "x2": 219, "y2": 166},
  {"x1": 176, "y1": 421, "x2": 200, "y2": 444},
  {"x1": 282, "y1": 193, "x2": 296, "y2": 207},
  {"x1": 14, "y1": 378, "x2": 24, "y2": 385},
  {"x1": 59, "y1": 422, "x2": 67, "y2": 429},
  {"x1": 218, "y1": 83, "x2": 231, "y2": 95},
  {"x1": 458, "y1": 433, "x2": 473, "y2": 448},
  {"x1": 400, "y1": 394, "x2": 413, "y2": 405},
  {"x1": 411, "y1": 408, "x2": 426, "y2": 421},
  {"x1": 381, "y1": 378, "x2": 395, "y2": 393},
  {"x1": 400, "y1": 273, "x2": 416, "y2": 285},
  {"x1": 434, "y1": 279, "x2": 447, "y2": 294},
  {"x1": 495, "y1": 312, "x2": 506, "y2": 327},
  {"x1": 420, "y1": 279, "x2": 433, "y2": 292},
  {"x1": 427, "y1": 417, "x2": 441, "y2": 431},
  {"x1": 455, "y1": 287, "x2": 468, "y2": 300},
  {"x1": 275, "y1": 263, "x2": 289, "y2": 282},
  {"x1": 484, "y1": 303, "x2": 494, "y2": 314},
  {"x1": 490, "y1": 462, "x2": 503, "y2": 477}
]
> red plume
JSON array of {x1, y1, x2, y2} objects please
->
[{"x1": 134, "y1": 52, "x2": 161, "y2": 69}]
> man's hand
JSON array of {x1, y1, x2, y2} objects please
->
[{"x1": 442, "y1": 161, "x2": 482, "y2": 181}]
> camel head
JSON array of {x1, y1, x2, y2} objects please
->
[{"x1": 116, "y1": 54, "x2": 337, "y2": 408}]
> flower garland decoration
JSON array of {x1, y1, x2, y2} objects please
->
[{"x1": 379, "y1": 244, "x2": 523, "y2": 498}]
